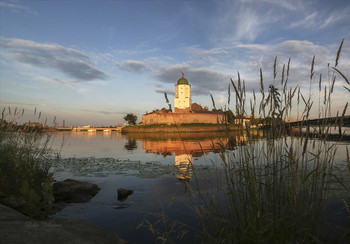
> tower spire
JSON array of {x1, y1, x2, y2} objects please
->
[{"x1": 182, "y1": 71, "x2": 184, "y2": 77}]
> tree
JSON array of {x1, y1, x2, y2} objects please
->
[
  {"x1": 224, "y1": 109, "x2": 235, "y2": 124},
  {"x1": 123, "y1": 113, "x2": 137, "y2": 125}
]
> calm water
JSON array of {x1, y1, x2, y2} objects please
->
[{"x1": 49, "y1": 130, "x2": 350, "y2": 243}]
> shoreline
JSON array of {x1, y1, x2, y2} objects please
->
[{"x1": 0, "y1": 203, "x2": 126, "y2": 244}]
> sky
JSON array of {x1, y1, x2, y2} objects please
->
[{"x1": 0, "y1": 0, "x2": 349, "y2": 126}]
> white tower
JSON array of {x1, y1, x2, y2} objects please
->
[{"x1": 174, "y1": 72, "x2": 191, "y2": 113}]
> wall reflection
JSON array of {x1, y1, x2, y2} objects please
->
[{"x1": 125, "y1": 130, "x2": 264, "y2": 183}]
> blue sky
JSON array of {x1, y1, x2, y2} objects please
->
[{"x1": 0, "y1": 0, "x2": 349, "y2": 126}]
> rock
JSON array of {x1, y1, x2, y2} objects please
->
[
  {"x1": 0, "y1": 203, "x2": 30, "y2": 221},
  {"x1": 53, "y1": 179, "x2": 100, "y2": 203},
  {"x1": 117, "y1": 188, "x2": 133, "y2": 201},
  {"x1": 0, "y1": 196, "x2": 27, "y2": 212}
]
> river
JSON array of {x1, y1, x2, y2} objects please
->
[{"x1": 49, "y1": 130, "x2": 350, "y2": 243}]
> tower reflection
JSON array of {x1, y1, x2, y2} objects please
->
[
  {"x1": 124, "y1": 131, "x2": 264, "y2": 184},
  {"x1": 175, "y1": 154, "x2": 193, "y2": 183}
]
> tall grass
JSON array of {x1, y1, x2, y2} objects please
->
[
  {"x1": 145, "y1": 40, "x2": 350, "y2": 243},
  {"x1": 0, "y1": 108, "x2": 55, "y2": 219},
  {"x1": 193, "y1": 39, "x2": 350, "y2": 243}
]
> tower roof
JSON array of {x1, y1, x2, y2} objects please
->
[{"x1": 177, "y1": 77, "x2": 189, "y2": 85}]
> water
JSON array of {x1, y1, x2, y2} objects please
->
[{"x1": 49, "y1": 130, "x2": 350, "y2": 243}]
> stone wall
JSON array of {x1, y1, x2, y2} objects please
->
[{"x1": 142, "y1": 112, "x2": 225, "y2": 125}]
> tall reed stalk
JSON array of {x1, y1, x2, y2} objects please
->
[
  {"x1": 194, "y1": 39, "x2": 350, "y2": 243},
  {"x1": 0, "y1": 108, "x2": 55, "y2": 219}
]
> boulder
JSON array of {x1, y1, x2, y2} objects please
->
[
  {"x1": 0, "y1": 196, "x2": 26, "y2": 212},
  {"x1": 53, "y1": 179, "x2": 100, "y2": 203},
  {"x1": 117, "y1": 188, "x2": 133, "y2": 201}
]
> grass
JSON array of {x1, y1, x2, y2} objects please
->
[
  {"x1": 0, "y1": 109, "x2": 55, "y2": 219},
  {"x1": 145, "y1": 39, "x2": 350, "y2": 243},
  {"x1": 195, "y1": 39, "x2": 350, "y2": 243}
]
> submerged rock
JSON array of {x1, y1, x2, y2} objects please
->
[
  {"x1": 53, "y1": 179, "x2": 100, "y2": 204},
  {"x1": 117, "y1": 188, "x2": 133, "y2": 201}
]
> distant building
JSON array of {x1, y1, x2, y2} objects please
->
[{"x1": 142, "y1": 73, "x2": 225, "y2": 125}]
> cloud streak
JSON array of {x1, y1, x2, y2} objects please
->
[
  {"x1": 288, "y1": 7, "x2": 350, "y2": 30},
  {"x1": 118, "y1": 60, "x2": 150, "y2": 74},
  {"x1": 0, "y1": 1, "x2": 37, "y2": 14},
  {"x1": 0, "y1": 38, "x2": 107, "y2": 81}
]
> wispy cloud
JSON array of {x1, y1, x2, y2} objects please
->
[
  {"x1": 288, "y1": 12, "x2": 318, "y2": 29},
  {"x1": 254, "y1": 0, "x2": 305, "y2": 11},
  {"x1": 0, "y1": 101, "x2": 37, "y2": 106},
  {"x1": 0, "y1": 1, "x2": 37, "y2": 14},
  {"x1": 289, "y1": 6, "x2": 350, "y2": 30},
  {"x1": 0, "y1": 38, "x2": 107, "y2": 81},
  {"x1": 155, "y1": 89, "x2": 175, "y2": 96},
  {"x1": 211, "y1": 2, "x2": 281, "y2": 43},
  {"x1": 79, "y1": 109, "x2": 131, "y2": 116},
  {"x1": 118, "y1": 60, "x2": 150, "y2": 74}
]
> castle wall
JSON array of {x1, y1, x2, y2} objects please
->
[{"x1": 142, "y1": 112, "x2": 225, "y2": 125}]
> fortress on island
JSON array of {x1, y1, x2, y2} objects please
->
[{"x1": 142, "y1": 73, "x2": 225, "y2": 125}]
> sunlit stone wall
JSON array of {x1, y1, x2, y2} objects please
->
[{"x1": 142, "y1": 112, "x2": 224, "y2": 125}]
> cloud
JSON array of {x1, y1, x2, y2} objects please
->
[
  {"x1": 0, "y1": 38, "x2": 107, "y2": 81},
  {"x1": 288, "y1": 12, "x2": 318, "y2": 29},
  {"x1": 255, "y1": 0, "x2": 305, "y2": 11},
  {"x1": 289, "y1": 6, "x2": 350, "y2": 30},
  {"x1": 0, "y1": 101, "x2": 37, "y2": 106},
  {"x1": 79, "y1": 109, "x2": 131, "y2": 116},
  {"x1": 153, "y1": 39, "x2": 350, "y2": 99},
  {"x1": 118, "y1": 60, "x2": 150, "y2": 74},
  {"x1": 211, "y1": 2, "x2": 282, "y2": 43},
  {"x1": 233, "y1": 40, "x2": 350, "y2": 92},
  {"x1": 153, "y1": 64, "x2": 231, "y2": 95},
  {"x1": 0, "y1": 1, "x2": 37, "y2": 14},
  {"x1": 155, "y1": 89, "x2": 175, "y2": 96}
]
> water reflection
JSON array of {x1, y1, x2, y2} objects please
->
[
  {"x1": 124, "y1": 139, "x2": 137, "y2": 151},
  {"x1": 126, "y1": 130, "x2": 265, "y2": 183},
  {"x1": 175, "y1": 154, "x2": 193, "y2": 182}
]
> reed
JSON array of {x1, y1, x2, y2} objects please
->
[
  {"x1": 144, "y1": 40, "x2": 349, "y2": 243},
  {"x1": 0, "y1": 109, "x2": 55, "y2": 219},
  {"x1": 193, "y1": 39, "x2": 350, "y2": 243}
]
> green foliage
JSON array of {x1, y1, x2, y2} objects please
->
[
  {"x1": 223, "y1": 109, "x2": 235, "y2": 124},
  {"x1": 123, "y1": 113, "x2": 138, "y2": 125}
]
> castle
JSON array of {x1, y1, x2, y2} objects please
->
[{"x1": 142, "y1": 73, "x2": 225, "y2": 125}]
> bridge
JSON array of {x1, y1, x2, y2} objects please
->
[
  {"x1": 286, "y1": 115, "x2": 350, "y2": 127},
  {"x1": 53, "y1": 126, "x2": 125, "y2": 133}
]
